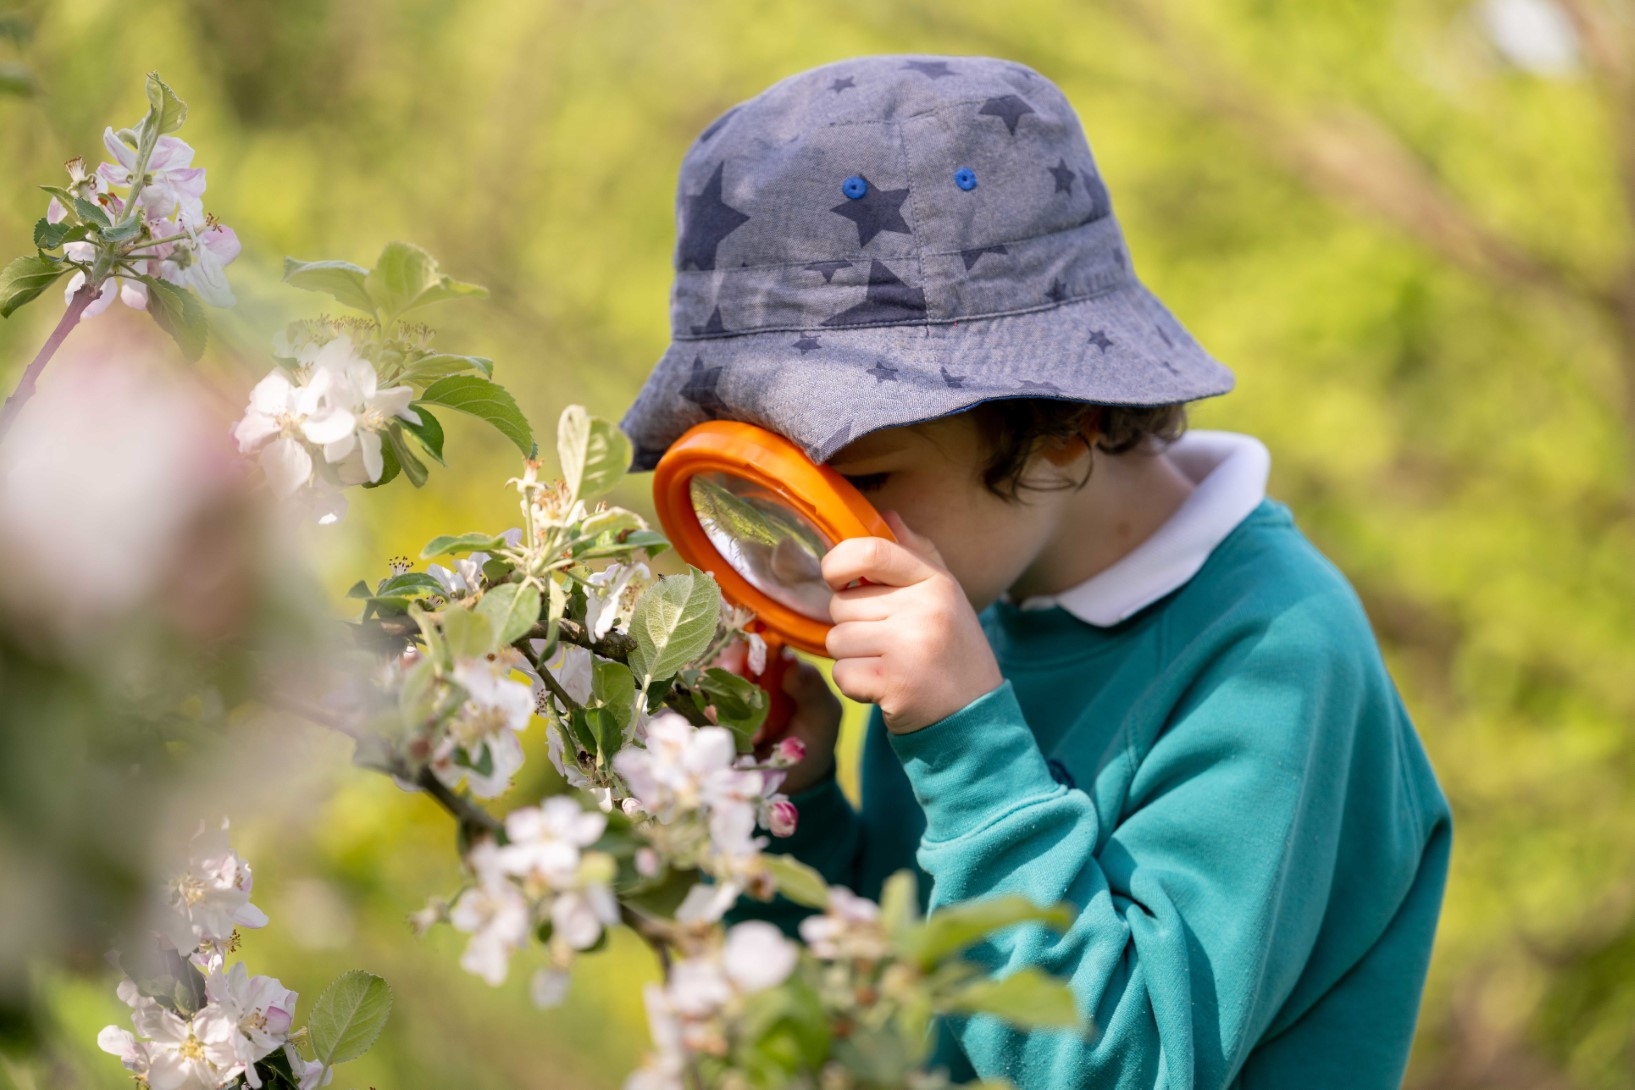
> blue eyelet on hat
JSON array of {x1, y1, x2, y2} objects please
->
[
  {"x1": 842, "y1": 175, "x2": 868, "y2": 199},
  {"x1": 954, "y1": 167, "x2": 977, "y2": 191}
]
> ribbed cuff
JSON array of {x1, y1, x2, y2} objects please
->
[{"x1": 886, "y1": 679, "x2": 1062, "y2": 843}]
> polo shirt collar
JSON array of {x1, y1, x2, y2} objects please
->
[{"x1": 1001, "y1": 430, "x2": 1270, "y2": 626}]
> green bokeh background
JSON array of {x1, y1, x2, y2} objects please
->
[{"x1": 3, "y1": 1, "x2": 1633, "y2": 1087}]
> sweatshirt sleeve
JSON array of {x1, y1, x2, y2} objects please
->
[{"x1": 890, "y1": 616, "x2": 1409, "y2": 1089}]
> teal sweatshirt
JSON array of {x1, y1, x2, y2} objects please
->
[{"x1": 733, "y1": 498, "x2": 1452, "y2": 1088}]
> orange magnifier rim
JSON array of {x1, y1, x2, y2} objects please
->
[{"x1": 652, "y1": 421, "x2": 896, "y2": 657}]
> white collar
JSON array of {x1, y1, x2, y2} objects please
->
[{"x1": 1002, "y1": 430, "x2": 1271, "y2": 626}]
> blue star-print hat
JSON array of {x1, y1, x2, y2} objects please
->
[{"x1": 619, "y1": 53, "x2": 1235, "y2": 471}]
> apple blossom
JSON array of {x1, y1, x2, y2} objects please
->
[
  {"x1": 202, "y1": 961, "x2": 298, "y2": 1087},
  {"x1": 448, "y1": 841, "x2": 532, "y2": 986},
  {"x1": 97, "y1": 129, "x2": 207, "y2": 222},
  {"x1": 155, "y1": 820, "x2": 268, "y2": 962},
  {"x1": 584, "y1": 560, "x2": 652, "y2": 640},
  {"x1": 429, "y1": 655, "x2": 535, "y2": 798},
  {"x1": 798, "y1": 886, "x2": 892, "y2": 962}
]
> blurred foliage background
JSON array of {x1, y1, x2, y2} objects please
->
[{"x1": 2, "y1": 0, "x2": 1632, "y2": 1087}]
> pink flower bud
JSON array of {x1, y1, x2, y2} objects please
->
[
  {"x1": 635, "y1": 847, "x2": 661, "y2": 878},
  {"x1": 768, "y1": 799, "x2": 798, "y2": 838},
  {"x1": 774, "y1": 737, "x2": 807, "y2": 767}
]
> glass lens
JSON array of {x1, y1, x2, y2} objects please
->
[{"x1": 688, "y1": 471, "x2": 834, "y2": 621}]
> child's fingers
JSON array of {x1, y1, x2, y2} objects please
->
[
  {"x1": 824, "y1": 620, "x2": 895, "y2": 661},
  {"x1": 821, "y1": 535, "x2": 933, "y2": 591},
  {"x1": 827, "y1": 582, "x2": 895, "y2": 624}
]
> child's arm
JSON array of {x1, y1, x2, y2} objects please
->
[{"x1": 894, "y1": 615, "x2": 1451, "y2": 1088}]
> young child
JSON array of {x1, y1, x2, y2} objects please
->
[{"x1": 619, "y1": 53, "x2": 1451, "y2": 1089}]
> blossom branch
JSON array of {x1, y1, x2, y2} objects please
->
[
  {"x1": 263, "y1": 692, "x2": 500, "y2": 837},
  {"x1": 0, "y1": 280, "x2": 99, "y2": 438}
]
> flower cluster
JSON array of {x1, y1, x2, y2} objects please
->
[
  {"x1": 99, "y1": 821, "x2": 328, "y2": 1090},
  {"x1": 626, "y1": 921, "x2": 798, "y2": 1090},
  {"x1": 232, "y1": 334, "x2": 420, "y2": 517},
  {"x1": 614, "y1": 712, "x2": 799, "y2": 922},
  {"x1": 50, "y1": 128, "x2": 240, "y2": 320},
  {"x1": 444, "y1": 797, "x2": 620, "y2": 1006},
  {"x1": 428, "y1": 651, "x2": 537, "y2": 798}
]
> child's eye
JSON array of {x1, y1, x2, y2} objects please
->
[{"x1": 840, "y1": 472, "x2": 889, "y2": 493}]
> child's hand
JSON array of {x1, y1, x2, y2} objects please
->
[{"x1": 821, "y1": 510, "x2": 1003, "y2": 734}]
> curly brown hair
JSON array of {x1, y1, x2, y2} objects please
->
[{"x1": 965, "y1": 398, "x2": 1189, "y2": 504}]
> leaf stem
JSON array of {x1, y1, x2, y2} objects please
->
[
  {"x1": 513, "y1": 638, "x2": 583, "y2": 716},
  {"x1": 0, "y1": 280, "x2": 99, "y2": 439}
]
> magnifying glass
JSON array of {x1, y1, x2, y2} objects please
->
[{"x1": 651, "y1": 421, "x2": 896, "y2": 743}]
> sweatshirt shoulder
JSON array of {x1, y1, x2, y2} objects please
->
[{"x1": 1169, "y1": 498, "x2": 1381, "y2": 661}]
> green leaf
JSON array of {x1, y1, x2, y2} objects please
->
[
  {"x1": 698, "y1": 666, "x2": 769, "y2": 741},
  {"x1": 576, "y1": 528, "x2": 672, "y2": 562},
  {"x1": 0, "y1": 255, "x2": 67, "y2": 319},
  {"x1": 397, "y1": 353, "x2": 494, "y2": 385},
  {"x1": 102, "y1": 218, "x2": 144, "y2": 244},
  {"x1": 880, "y1": 869, "x2": 922, "y2": 941},
  {"x1": 385, "y1": 427, "x2": 428, "y2": 487},
  {"x1": 402, "y1": 404, "x2": 445, "y2": 465},
  {"x1": 39, "y1": 186, "x2": 78, "y2": 214},
  {"x1": 441, "y1": 604, "x2": 497, "y2": 660},
  {"x1": 419, "y1": 375, "x2": 533, "y2": 455},
  {"x1": 306, "y1": 969, "x2": 393, "y2": 1067},
  {"x1": 420, "y1": 532, "x2": 512, "y2": 560},
  {"x1": 73, "y1": 197, "x2": 111, "y2": 230},
  {"x1": 557, "y1": 404, "x2": 633, "y2": 504},
  {"x1": 344, "y1": 579, "x2": 373, "y2": 599},
  {"x1": 626, "y1": 570, "x2": 722, "y2": 692},
  {"x1": 137, "y1": 275, "x2": 208, "y2": 361},
  {"x1": 33, "y1": 218, "x2": 88, "y2": 250},
  {"x1": 144, "y1": 72, "x2": 188, "y2": 137},
  {"x1": 762, "y1": 854, "x2": 829, "y2": 910},
  {"x1": 585, "y1": 706, "x2": 622, "y2": 767},
  {"x1": 281, "y1": 257, "x2": 376, "y2": 315},
  {"x1": 591, "y1": 658, "x2": 637, "y2": 749},
  {"x1": 374, "y1": 572, "x2": 446, "y2": 598},
  {"x1": 364, "y1": 241, "x2": 486, "y2": 321},
  {"x1": 899, "y1": 896, "x2": 1074, "y2": 971},
  {"x1": 940, "y1": 966, "x2": 1081, "y2": 1030},
  {"x1": 366, "y1": 431, "x2": 402, "y2": 489},
  {"x1": 738, "y1": 979, "x2": 832, "y2": 1080},
  {"x1": 476, "y1": 583, "x2": 541, "y2": 647},
  {"x1": 545, "y1": 575, "x2": 568, "y2": 646}
]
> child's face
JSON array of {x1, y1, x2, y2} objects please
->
[{"x1": 823, "y1": 413, "x2": 1083, "y2": 614}]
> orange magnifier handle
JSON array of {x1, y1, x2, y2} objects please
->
[{"x1": 653, "y1": 421, "x2": 897, "y2": 744}]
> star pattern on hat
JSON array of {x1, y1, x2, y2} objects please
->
[
  {"x1": 1015, "y1": 379, "x2": 1065, "y2": 395},
  {"x1": 1112, "y1": 247, "x2": 1126, "y2": 270},
  {"x1": 829, "y1": 76, "x2": 855, "y2": 93},
  {"x1": 1045, "y1": 278, "x2": 1069, "y2": 304},
  {"x1": 823, "y1": 260, "x2": 927, "y2": 326},
  {"x1": 690, "y1": 305, "x2": 727, "y2": 335},
  {"x1": 698, "y1": 106, "x2": 740, "y2": 144},
  {"x1": 1087, "y1": 329, "x2": 1114, "y2": 352},
  {"x1": 902, "y1": 60, "x2": 956, "y2": 79},
  {"x1": 1048, "y1": 158, "x2": 1077, "y2": 195},
  {"x1": 1079, "y1": 168, "x2": 1111, "y2": 224},
  {"x1": 679, "y1": 355, "x2": 729, "y2": 417},
  {"x1": 940, "y1": 366, "x2": 967, "y2": 388},
  {"x1": 978, "y1": 94, "x2": 1035, "y2": 136},
  {"x1": 1153, "y1": 322, "x2": 1174, "y2": 348},
  {"x1": 960, "y1": 244, "x2": 1008, "y2": 271},
  {"x1": 804, "y1": 259, "x2": 853, "y2": 283},
  {"x1": 866, "y1": 359, "x2": 900, "y2": 382},
  {"x1": 792, "y1": 334, "x2": 822, "y2": 354},
  {"x1": 830, "y1": 176, "x2": 912, "y2": 247},
  {"x1": 678, "y1": 162, "x2": 751, "y2": 272},
  {"x1": 820, "y1": 422, "x2": 854, "y2": 452}
]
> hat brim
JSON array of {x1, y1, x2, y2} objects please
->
[{"x1": 621, "y1": 277, "x2": 1233, "y2": 472}]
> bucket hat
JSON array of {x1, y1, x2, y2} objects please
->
[{"x1": 619, "y1": 53, "x2": 1234, "y2": 472}]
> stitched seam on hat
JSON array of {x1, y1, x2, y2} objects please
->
[
  {"x1": 670, "y1": 217, "x2": 1118, "y2": 275},
  {"x1": 817, "y1": 94, "x2": 1058, "y2": 126},
  {"x1": 894, "y1": 118, "x2": 931, "y2": 320},
  {"x1": 670, "y1": 278, "x2": 1136, "y2": 340}
]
